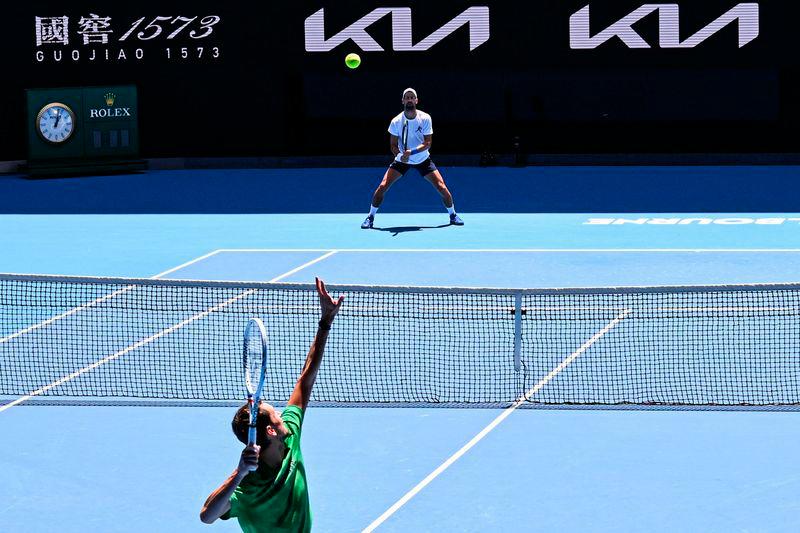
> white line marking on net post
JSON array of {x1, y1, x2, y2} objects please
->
[
  {"x1": 0, "y1": 251, "x2": 337, "y2": 412},
  {"x1": 361, "y1": 309, "x2": 631, "y2": 533}
]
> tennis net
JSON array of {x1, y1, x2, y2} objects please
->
[{"x1": 2, "y1": 273, "x2": 800, "y2": 408}]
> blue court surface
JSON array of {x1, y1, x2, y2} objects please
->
[{"x1": 3, "y1": 208, "x2": 800, "y2": 531}]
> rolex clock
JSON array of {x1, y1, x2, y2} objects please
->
[
  {"x1": 36, "y1": 102, "x2": 76, "y2": 144},
  {"x1": 27, "y1": 86, "x2": 143, "y2": 177}
]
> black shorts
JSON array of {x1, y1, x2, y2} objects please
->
[{"x1": 389, "y1": 158, "x2": 438, "y2": 177}]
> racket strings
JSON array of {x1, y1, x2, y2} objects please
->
[{"x1": 244, "y1": 326, "x2": 264, "y2": 393}]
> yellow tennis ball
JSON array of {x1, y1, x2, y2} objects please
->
[{"x1": 345, "y1": 53, "x2": 361, "y2": 69}]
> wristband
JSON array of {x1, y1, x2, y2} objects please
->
[
  {"x1": 410, "y1": 148, "x2": 422, "y2": 155},
  {"x1": 318, "y1": 319, "x2": 331, "y2": 331}
]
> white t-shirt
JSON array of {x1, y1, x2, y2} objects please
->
[{"x1": 388, "y1": 110, "x2": 433, "y2": 165}]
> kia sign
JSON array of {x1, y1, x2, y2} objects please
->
[
  {"x1": 305, "y1": 7, "x2": 490, "y2": 52},
  {"x1": 569, "y1": 3, "x2": 759, "y2": 49},
  {"x1": 0, "y1": 1, "x2": 795, "y2": 161}
]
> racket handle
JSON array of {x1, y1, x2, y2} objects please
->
[{"x1": 247, "y1": 396, "x2": 257, "y2": 444}]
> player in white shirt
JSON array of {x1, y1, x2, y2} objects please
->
[{"x1": 361, "y1": 88, "x2": 464, "y2": 229}]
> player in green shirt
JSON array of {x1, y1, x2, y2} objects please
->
[{"x1": 200, "y1": 278, "x2": 344, "y2": 532}]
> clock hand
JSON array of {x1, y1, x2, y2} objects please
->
[{"x1": 53, "y1": 109, "x2": 61, "y2": 128}]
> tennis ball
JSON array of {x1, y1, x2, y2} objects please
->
[{"x1": 345, "y1": 53, "x2": 361, "y2": 69}]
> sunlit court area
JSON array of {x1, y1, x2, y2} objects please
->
[{"x1": 4, "y1": 2, "x2": 800, "y2": 532}]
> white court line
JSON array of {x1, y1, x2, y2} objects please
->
[
  {"x1": 362, "y1": 309, "x2": 631, "y2": 533},
  {"x1": 0, "y1": 251, "x2": 337, "y2": 412},
  {"x1": 151, "y1": 249, "x2": 224, "y2": 278},
  {"x1": 213, "y1": 248, "x2": 800, "y2": 253},
  {"x1": 268, "y1": 251, "x2": 337, "y2": 282}
]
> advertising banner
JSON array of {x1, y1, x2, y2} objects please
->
[{"x1": 2, "y1": 2, "x2": 796, "y2": 160}]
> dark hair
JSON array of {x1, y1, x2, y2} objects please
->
[{"x1": 231, "y1": 403, "x2": 269, "y2": 445}]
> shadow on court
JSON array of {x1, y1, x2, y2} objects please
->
[{"x1": 373, "y1": 223, "x2": 453, "y2": 236}]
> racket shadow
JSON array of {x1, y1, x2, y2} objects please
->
[{"x1": 372, "y1": 223, "x2": 453, "y2": 236}]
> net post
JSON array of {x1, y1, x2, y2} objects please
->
[{"x1": 514, "y1": 292, "x2": 522, "y2": 371}]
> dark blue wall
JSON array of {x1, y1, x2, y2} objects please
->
[{"x1": 1, "y1": 165, "x2": 799, "y2": 214}]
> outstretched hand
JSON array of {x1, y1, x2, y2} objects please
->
[{"x1": 316, "y1": 277, "x2": 344, "y2": 323}]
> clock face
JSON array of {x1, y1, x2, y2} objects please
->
[{"x1": 36, "y1": 103, "x2": 76, "y2": 144}]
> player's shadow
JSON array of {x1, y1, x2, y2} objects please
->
[{"x1": 373, "y1": 223, "x2": 452, "y2": 236}]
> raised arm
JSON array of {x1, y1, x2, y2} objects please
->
[{"x1": 288, "y1": 278, "x2": 344, "y2": 410}]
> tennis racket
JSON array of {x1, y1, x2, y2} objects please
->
[
  {"x1": 401, "y1": 117, "x2": 408, "y2": 153},
  {"x1": 243, "y1": 317, "x2": 269, "y2": 445}
]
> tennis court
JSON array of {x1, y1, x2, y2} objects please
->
[
  {"x1": 7, "y1": 1, "x2": 800, "y2": 529},
  {"x1": 3, "y1": 203, "x2": 800, "y2": 532}
]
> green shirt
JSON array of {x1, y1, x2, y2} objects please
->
[{"x1": 221, "y1": 405, "x2": 311, "y2": 532}]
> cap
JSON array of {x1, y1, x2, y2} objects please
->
[{"x1": 402, "y1": 88, "x2": 418, "y2": 99}]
